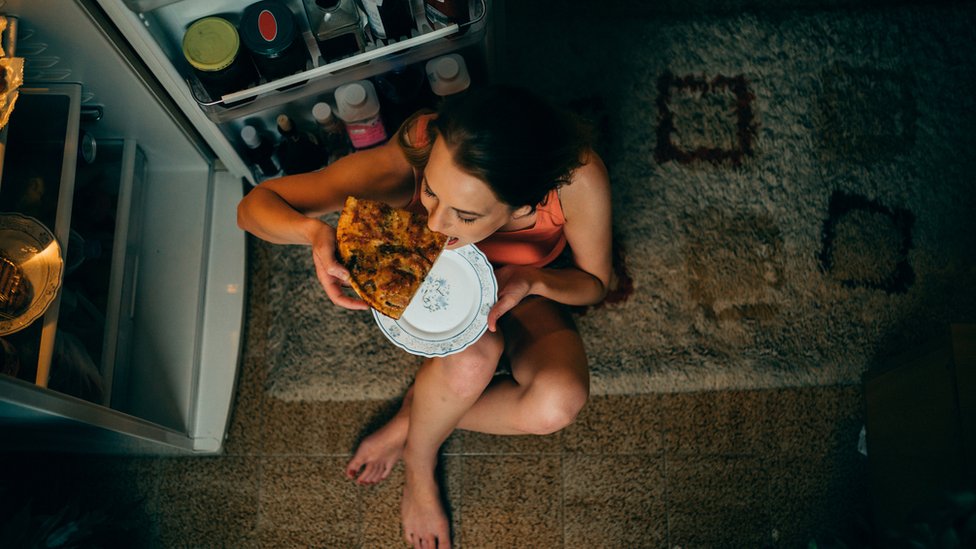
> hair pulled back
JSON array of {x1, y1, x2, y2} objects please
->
[{"x1": 397, "y1": 85, "x2": 591, "y2": 210}]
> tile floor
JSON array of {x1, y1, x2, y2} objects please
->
[{"x1": 6, "y1": 247, "x2": 870, "y2": 547}]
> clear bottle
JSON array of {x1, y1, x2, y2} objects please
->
[
  {"x1": 312, "y1": 102, "x2": 351, "y2": 162},
  {"x1": 334, "y1": 80, "x2": 388, "y2": 150},
  {"x1": 425, "y1": 53, "x2": 470, "y2": 98},
  {"x1": 275, "y1": 114, "x2": 325, "y2": 174},
  {"x1": 240, "y1": 124, "x2": 280, "y2": 178},
  {"x1": 303, "y1": 0, "x2": 367, "y2": 63},
  {"x1": 357, "y1": 0, "x2": 415, "y2": 41},
  {"x1": 424, "y1": 0, "x2": 468, "y2": 28}
]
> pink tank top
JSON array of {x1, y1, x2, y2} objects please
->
[{"x1": 405, "y1": 114, "x2": 567, "y2": 268}]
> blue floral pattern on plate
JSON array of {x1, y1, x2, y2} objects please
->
[{"x1": 373, "y1": 245, "x2": 497, "y2": 357}]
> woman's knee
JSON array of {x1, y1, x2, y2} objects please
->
[
  {"x1": 440, "y1": 333, "x2": 504, "y2": 399},
  {"x1": 520, "y1": 376, "x2": 589, "y2": 435}
]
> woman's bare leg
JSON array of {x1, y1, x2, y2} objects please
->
[
  {"x1": 456, "y1": 298, "x2": 589, "y2": 435},
  {"x1": 345, "y1": 299, "x2": 587, "y2": 480},
  {"x1": 345, "y1": 329, "x2": 503, "y2": 485},
  {"x1": 399, "y1": 331, "x2": 504, "y2": 548},
  {"x1": 346, "y1": 298, "x2": 588, "y2": 548}
]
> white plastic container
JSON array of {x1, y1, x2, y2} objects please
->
[
  {"x1": 334, "y1": 80, "x2": 388, "y2": 149},
  {"x1": 425, "y1": 53, "x2": 470, "y2": 97}
]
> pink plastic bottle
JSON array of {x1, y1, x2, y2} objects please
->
[{"x1": 334, "y1": 80, "x2": 388, "y2": 150}]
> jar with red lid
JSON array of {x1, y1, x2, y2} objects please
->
[
  {"x1": 239, "y1": 1, "x2": 310, "y2": 83},
  {"x1": 182, "y1": 16, "x2": 260, "y2": 101}
]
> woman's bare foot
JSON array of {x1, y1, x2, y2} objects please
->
[
  {"x1": 345, "y1": 390, "x2": 414, "y2": 485},
  {"x1": 345, "y1": 414, "x2": 409, "y2": 485},
  {"x1": 401, "y1": 469, "x2": 451, "y2": 549}
]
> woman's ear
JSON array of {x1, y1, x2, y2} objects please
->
[{"x1": 511, "y1": 205, "x2": 534, "y2": 219}]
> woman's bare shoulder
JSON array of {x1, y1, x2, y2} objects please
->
[{"x1": 560, "y1": 149, "x2": 610, "y2": 215}]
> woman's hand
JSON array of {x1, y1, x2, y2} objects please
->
[
  {"x1": 486, "y1": 265, "x2": 534, "y2": 332},
  {"x1": 309, "y1": 221, "x2": 370, "y2": 311}
]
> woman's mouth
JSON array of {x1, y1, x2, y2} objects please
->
[{"x1": 446, "y1": 237, "x2": 459, "y2": 246}]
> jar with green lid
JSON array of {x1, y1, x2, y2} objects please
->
[{"x1": 182, "y1": 16, "x2": 259, "y2": 102}]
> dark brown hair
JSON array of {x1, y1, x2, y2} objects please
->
[{"x1": 397, "y1": 85, "x2": 592, "y2": 210}]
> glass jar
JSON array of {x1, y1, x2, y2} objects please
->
[
  {"x1": 304, "y1": 0, "x2": 367, "y2": 63},
  {"x1": 182, "y1": 16, "x2": 259, "y2": 101},
  {"x1": 240, "y1": 0, "x2": 310, "y2": 83}
]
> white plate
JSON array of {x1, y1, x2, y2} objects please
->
[
  {"x1": 0, "y1": 213, "x2": 64, "y2": 336},
  {"x1": 373, "y1": 244, "x2": 497, "y2": 357}
]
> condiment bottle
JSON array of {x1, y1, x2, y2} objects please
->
[
  {"x1": 358, "y1": 0, "x2": 414, "y2": 41},
  {"x1": 240, "y1": 124, "x2": 279, "y2": 178},
  {"x1": 334, "y1": 80, "x2": 388, "y2": 150},
  {"x1": 275, "y1": 114, "x2": 325, "y2": 174},
  {"x1": 239, "y1": 0, "x2": 310, "y2": 83},
  {"x1": 425, "y1": 53, "x2": 470, "y2": 98},
  {"x1": 304, "y1": 0, "x2": 367, "y2": 63},
  {"x1": 312, "y1": 102, "x2": 351, "y2": 161},
  {"x1": 182, "y1": 16, "x2": 259, "y2": 102},
  {"x1": 424, "y1": 0, "x2": 469, "y2": 28}
]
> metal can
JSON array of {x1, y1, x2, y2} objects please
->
[
  {"x1": 239, "y1": 1, "x2": 309, "y2": 83},
  {"x1": 182, "y1": 16, "x2": 259, "y2": 101}
]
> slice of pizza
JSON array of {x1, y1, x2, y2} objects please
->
[{"x1": 336, "y1": 196, "x2": 448, "y2": 319}]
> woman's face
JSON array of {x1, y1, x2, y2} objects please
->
[{"x1": 421, "y1": 137, "x2": 518, "y2": 249}]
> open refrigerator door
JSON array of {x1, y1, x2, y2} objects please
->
[{"x1": 0, "y1": 0, "x2": 246, "y2": 455}]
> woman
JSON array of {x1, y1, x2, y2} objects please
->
[{"x1": 237, "y1": 85, "x2": 612, "y2": 549}]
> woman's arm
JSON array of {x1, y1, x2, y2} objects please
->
[
  {"x1": 236, "y1": 138, "x2": 416, "y2": 244},
  {"x1": 487, "y1": 151, "x2": 613, "y2": 330},
  {"x1": 236, "y1": 138, "x2": 416, "y2": 308}
]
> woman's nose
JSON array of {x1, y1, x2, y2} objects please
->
[{"x1": 427, "y1": 204, "x2": 450, "y2": 233}]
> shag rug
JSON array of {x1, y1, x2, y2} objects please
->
[{"x1": 261, "y1": 2, "x2": 976, "y2": 401}]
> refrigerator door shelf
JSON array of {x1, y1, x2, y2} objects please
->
[
  {"x1": 211, "y1": 24, "x2": 461, "y2": 108},
  {"x1": 0, "y1": 85, "x2": 82, "y2": 390},
  {"x1": 99, "y1": 0, "x2": 489, "y2": 126}
]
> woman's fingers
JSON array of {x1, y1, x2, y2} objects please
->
[
  {"x1": 487, "y1": 295, "x2": 518, "y2": 332},
  {"x1": 312, "y1": 249, "x2": 370, "y2": 310}
]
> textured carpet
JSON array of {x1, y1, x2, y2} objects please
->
[{"x1": 263, "y1": 3, "x2": 976, "y2": 401}]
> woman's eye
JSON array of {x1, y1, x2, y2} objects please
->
[
  {"x1": 457, "y1": 215, "x2": 476, "y2": 224},
  {"x1": 422, "y1": 184, "x2": 436, "y2": 197}
]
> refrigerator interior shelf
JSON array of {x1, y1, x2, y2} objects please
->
[
  {"x1": 185, "y1": 0, "x2": 489, "y2": 124},
  {"x1": 209, "y1": 23, "x2": 460, "y2": 108}
]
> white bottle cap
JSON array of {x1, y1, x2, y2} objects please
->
[
  {"x1": 312, "y1": 102, "x2": 334, "y2": 124},
  {"x1": 436, "y1": 57, "x2": 460, "y2": 80},
  {"x1": 341, "y1": 83, "x2": 367, "y2": 107},
  {"x1": 426, "y1": 54, "x2": 470, "y2": 97},
  {"x1": 334, "y1": 80, "x2": 381, "y2": 122},
  {"x1": 241, "y1": 125, "x2": 260, "y2": 148}
]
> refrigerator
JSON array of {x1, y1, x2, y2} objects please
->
[{"x1": 0, "y1": 0, "x2": 495, "y2": 454}]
